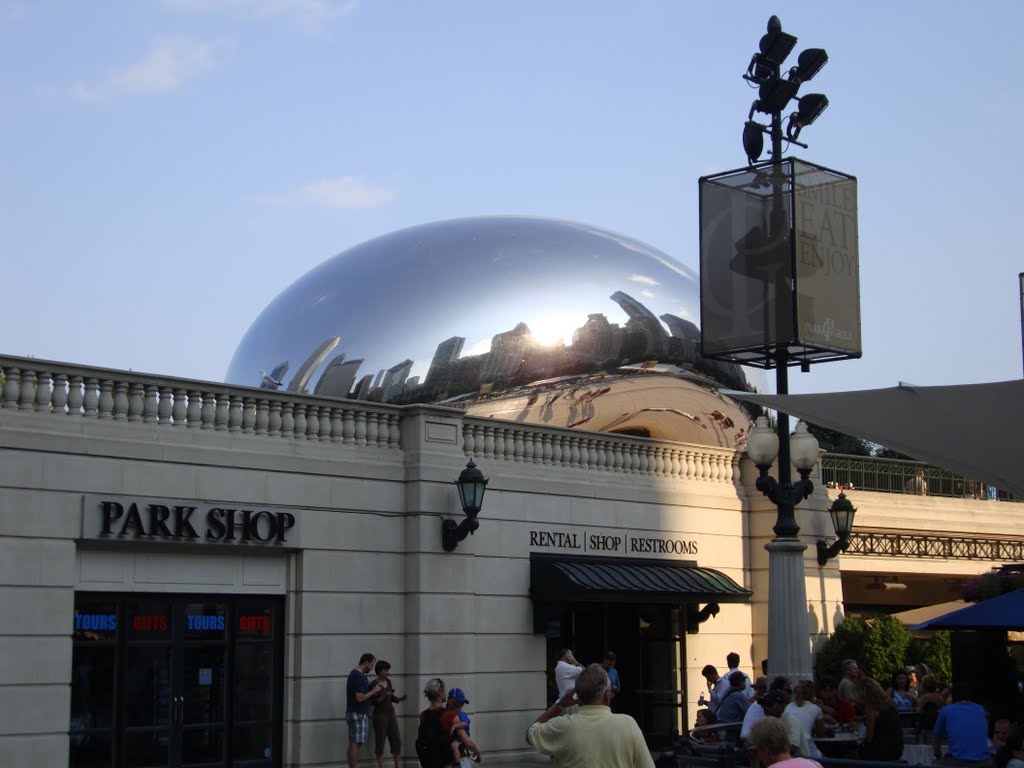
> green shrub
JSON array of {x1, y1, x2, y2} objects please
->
[
  {"x1": 815, "y1": 614, "x2": 933, "y2": 685},
  {"x1": 814, "y1": 617, "x2": 869, "y2": 681},
  {"x1": 863, "y1": 615, "x2": 911, "y2": 682},
  {"x1": 920, "y1": 630, "x2": 951, "y2": 686}
]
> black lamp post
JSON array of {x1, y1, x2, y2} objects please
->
[
  {"x1": 442, "y1": 459, "x2": 488, "y2": 552},
  {"x1": 817, "y1": 492, "x2": 857, "y2": 566},
  {"x1": 746, "y1": 416, "x2": 821, "y2": 536},
  {"x1": 698, "y1": 14, "x2": 852, "y2": 683}
]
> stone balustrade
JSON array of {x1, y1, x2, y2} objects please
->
[
  {"x1": 461, "y1": 418, "x2": 740, "y2": 483},
  {"x1": 0, "y1": 358, "x2": 400, "y2": 448},
  {"x1": 0, "y1": 356, "x2": 741, "y2": 483}
]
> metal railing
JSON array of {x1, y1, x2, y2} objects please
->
[{"x1": 819, "y1": 453, "x2": 1019, "y2": 502}]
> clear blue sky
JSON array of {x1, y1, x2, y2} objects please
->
[{"x1": 3, "y1": 1, "x2": 1022, "y2": 395}]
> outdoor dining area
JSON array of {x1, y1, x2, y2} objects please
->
[{"x1": 681, "y1": 708, "x2": 938, "y2": 767}]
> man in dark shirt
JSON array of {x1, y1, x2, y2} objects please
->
[
  {"x1": 716, "y1": 672, "x2": 751, "y2": 723},
  {"x1": 347, "y1": 652, "x2": 384, "y2": 768}
]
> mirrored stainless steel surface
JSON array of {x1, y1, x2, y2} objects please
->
[{"x1": 226, "y1": 216, "x2": 757, "y2": 446}]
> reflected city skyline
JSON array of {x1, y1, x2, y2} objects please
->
[{"x1": 226, "y1": 216, "x2": 756, "y2": 406}]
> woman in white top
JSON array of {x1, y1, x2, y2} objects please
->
[{"x1": 783, "y1": 680, "x2": 826, "y2": 758}]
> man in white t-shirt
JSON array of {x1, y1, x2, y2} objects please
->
[
  {"x1": 726, "y1": 652, "x2": 754, "y2": 697},
  {"x1": 555, "y1": 649, "x2": 584, "y2": 700}
]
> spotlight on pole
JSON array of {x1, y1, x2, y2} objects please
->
[
  {"x1": 788, "y1": 48, "x2": 828, "y2": 84},
  {"x1": 759, "y1": 16, "x2": 798, "y2": 65},
  {"x1": 786, "y1": 94, "x2": 829, "y2": 142},
  {"x1": 743, "y1": 121, "x2": 766, "y2": 164}
]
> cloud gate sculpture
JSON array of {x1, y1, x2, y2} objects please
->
[{"x1": 226, "y1": 216, "x2": 757, "y2": 449}]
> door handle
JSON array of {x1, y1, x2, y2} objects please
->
[{"x1": 174, "y1": 695, "x2": 183, "y2": 723}]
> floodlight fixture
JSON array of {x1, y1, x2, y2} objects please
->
[
  {"x1": 789, "y1": 48, "x2": 828, "y2": 84},
  {"x1": 746, "y1": 54, "x2": 774, "y2": 84},
  {"x1": 756, "y1": 77, "x2": 799, "y2": 114},
  {"x1": 786, "y1": 93, "x2": 829, "y2": 141},
  {"x1": 743, "y1": 121, "x2": 765, "y2": 164},
  {"x1": 758, "y1": 15, "x2": 797, "y2": 66}
]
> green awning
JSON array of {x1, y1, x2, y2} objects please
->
[{"x1": 529, "y1": 553, "x2": 751, "y2": 605}]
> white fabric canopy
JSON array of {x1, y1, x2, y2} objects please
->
[{"x1": 724, "y1": 380, "x2": 1024, "y2": 498}]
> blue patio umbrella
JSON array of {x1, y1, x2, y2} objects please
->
[{"x1": 910, "y1": 588, "x2": 1024, "y2": 631}]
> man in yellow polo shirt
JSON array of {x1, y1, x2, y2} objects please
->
[{"x1": 527, "y1": 663, "x2": 654, "y2": 768}]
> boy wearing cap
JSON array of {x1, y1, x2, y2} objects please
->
[{"x1": 443, "y1": 687, "x2": 481, "y2": 766}]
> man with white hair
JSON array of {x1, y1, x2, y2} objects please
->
[{"x1": 527, "y1": 663, "x2": 655, "y2": 768}]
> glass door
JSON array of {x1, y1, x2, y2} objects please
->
[
  {"x1": 179, "y1": 600, "x2": 228, "y2": 767},
  {"x1": 71, "y1": 594, "x2": 282, "y2": 768}
]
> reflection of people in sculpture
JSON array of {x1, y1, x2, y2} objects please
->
[{"x1": 904, "y1": 469, "x2": 928, "y2": 496}]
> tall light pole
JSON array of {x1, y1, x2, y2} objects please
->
[
  {"x1": 700, "y1": 14, "x2": 860, "y2": 685},
  {"x1": 742, "y1": 15, "x2": 832, "y2": 684}
]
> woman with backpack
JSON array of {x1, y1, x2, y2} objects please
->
[{"x1": 417, "y1": 678, "x2": 451, "y2": 768}]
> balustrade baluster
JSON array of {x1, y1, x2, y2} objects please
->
[
  {"x1": 388, "y1": 413, "x2": 400, "y2": 448},
  {"x1": 228, "y1": 396, "x2": 243, "y2": 433},
  {"x1": 142, "y1": 385, "x2": 160, "y2": 424},
  {"x1": 551, "y1": 435, "x2": 564, "y2": 466},
  {"x1": 670, "y1": 448, "x2": 682, "y2": 478},
  {"x1": 242, "y1": 397, "x2": 256, "y2": 434},
  {"x1": 305, "y1": 405, "x2": 321, "y2": 441},
  {"x1": 341, "y1": 409, "x2": 355, "y2": 444},
  {"x1": 199, "y1": 391, "x2": 216, "y2": 429},
  {"x1": 67, "y1": 376, "x2": 84, "y2": 416},
  {"x1": 327, "y1": 407, "x2": 342, "y2": 442},
  {"x1": 19, "y1": 369, "x2": 37, "y2": 410},
  {"x1": 491, "y1": 427, "x2": 505, "y2": 459},
  {"x1": 482, "y1": 426, "x2": 495, "y2": 459},
  {"x1": 577, "y1": 438, "x2": 593, "y2": 468},
  {"x1": 185, "y1": 390, "x2": 201, "y2": 427},
  {"x1": 34, "y1": 371, "x2": 52, "y2": 412},
  {"x1": 84, "y1": 378, "x2": 100, "y2": 418},
  {"x1": 155, "y1": 387, "x2": 171, "y2": 424},
  {"x1": 255, "y1": 400, "x2": 270, "y2": 435},
  {"x1": 268, "y1": 401, "x2": 282, "y2": 436},
  {"x1": 636, "y1": 445, "x2": 649, "y2": 474},
  {"x1": 539, "y1": 433, "x2": 552, "y2": 465},
  {"x1": 354, "y1": 410, "x2": 367, "y2": 445},
  {"x1": 214, "y1": 393, "x2": 230, "y2": 431},
  {"x1": 293, "y1": 404, "x2": 308, "y2": 440},
  {"x1": 171, "y1": 389, "x2": 187, "y2": 425},
  {"x1": 2, "y1": 368, "x2": 19, "y2": 408},
  {"x1": 280, "y1": 402, "x2": 295, "y2": 438},
  {"x1": 111, "y1": 382, "x2": 129, "y2": 421},
  {"x1": 364, "y1": 411, "x2": 377, "y2": 446},
  {"x1": 51, "y1": 374, "x2": 69, "y2": 415},
  {"x1": 127, "y1": 383, "x2": 144, "y2": 422}
]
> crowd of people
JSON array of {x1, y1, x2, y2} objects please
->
[
  {"x1": 691, "y1": 654, "x2": 1024, "y2": 768},
  {"x1": 343, "y1": 648, "x2": 1024, "y2": 768},
  {"x1": 344, "y1": 652, "x2": 481, "y2": 768}
]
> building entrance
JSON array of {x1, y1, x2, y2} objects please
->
[
  {"x1": 70, "y1": 593, "x2": 284, "y2": 768},
  {"x1": 545, "y1": 603, "x2": 685, "y2": 746}
]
